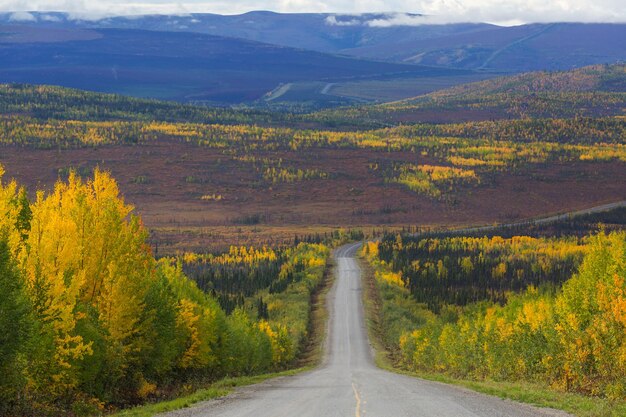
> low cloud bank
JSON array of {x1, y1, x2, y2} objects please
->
[{"x1": 1, "y1": 0, "x2": 625, "y2": 25}]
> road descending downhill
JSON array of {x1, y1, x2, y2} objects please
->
[{"x1": 163, "y1": 243, "x2": 571, "y2": 417}]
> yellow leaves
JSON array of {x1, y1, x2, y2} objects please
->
[
  {"x1": 447, "y1": 156, "x2": 490, "y2": 166},
  {"x1": 517, "y1": 299, "x2": 551, "y2": 332},
  {"x1": 200, "y1": 194, "x2": 223, "y2": 201},
  {"x1": 367, "y1": 216, "x2": 622, "y2": 396},
  {"x1": 577, "y1": 143, "x2": 626, "y2": 162},
  {"x1": 411, "y1": 260, "x2": 421, "y2": 271},
  {"x1": 390, "y1": 163, "x2": 479, "y2": 198},
  {"x1": 258, "y1": 320, "x2": 290, "y2": 364},
  {"x1": 360, "y1": 241, "x2": 379, "y2": 260},
  {"x1": 0, "y1": 182, "x2": 26, "y2": 254},
  {"x1": 286, "y1": 242, "x2": 328, "y2": 269},
  {"x1": 84, "y1": 127, "x2": 106, "y2": 144},
  {"x1": 386, "y1": 233, "x2": 626, "y2": 390},
  {"x1": 548, "y1": 231, "x2": 625, "y2": 394},
  {"x1": 399, "y1": 329, "x2": 431, "y2": 370},
  {"x1": 257, "y1": 320, "x2": 274, "y2": 338},
  {"x1": 50, "y1": 270, "x2": 85, "y2": 332},
  {"x1": 564, "y1": 312, "x2": 581, "y2": 330},
  {"x1": 137, "y1": 378, "x2": 157, "y2": 400},
  {"x1": 55, "y1": 334, "x2": 93, "y2": 368},
  {"x1": 377, "y1": 270, "x2": 404, "y2": 287},
  {"x1": 306, "y1": 256, "x2": 326, "y2": 268},
  {"x1": 98, "y1": 268, "x2": 142, "y2": 349},
  {"x1": 258, "y1": 318, "x2": 294, "y2": 366},
  {"x1": 492, "y1": 262, "x2": 507, "y2": 279},
  {"x1": 438, "y1": 324, "x2": 462, "y2": 370},
  {"x1": 11, "y1": 168, "x2": 159, "y2": 397},
  {"x1": 399, "y1": 332, "x2": 409, "y2": 352},
  {"x1": 183, "y1": 252, "x2": 199, "y2": 263},
  {"x1": 203, "y1": 245, "x2": 278, "y2": 265},
  {"x1": 418, "y1": 164, "x2": 478, "y2": 182},
  {"x1": 266, "y1": 299, "x2": 283, "y2": 313},
  {"x1": 483, "y1": 306, "x2": 497, "y2": 333},
  {"x1": 1, "y1": 165, "x2": 335, "y2": 410},
  {"x1": 417, "y1": 235, "x2": 586, "y2": 276},
  {"x1": 22, "y1": 182, "x2": 92, "y2": 391},
  {"x1": 391, "y1": 165, "x2": 440, "y2": 197},
  {"x1": 259, "y1": 242, "x2": 328, "y2": 365},
  {"x1": 597, "y1": 274, "x2": 626, "y2": 328},
  {"x1": 177, "y1": 299, "x2": 204, "y2": 369},
  {"x1": 175, "y1": 295, "x2": 221, "y2": 371}
]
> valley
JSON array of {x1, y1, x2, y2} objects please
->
[
  {"x1": 2, "y1": 138, "x2": 624, "y2": 253},
  {"x1": 0, "y1": 11, "x2": 624, "y2": 415}
]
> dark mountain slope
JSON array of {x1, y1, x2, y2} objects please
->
[
  {"x1": 3, "y1": 12, "x2": 624, "y2": 73},
  {"x1": 0, "y1": 26, "x2": 466, "y2": 103},
  {"x1": 0, "y1": 12, "x2": 495, "y2": 55}
]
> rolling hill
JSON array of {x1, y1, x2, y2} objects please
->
[
  {"x1": 0, "y1": 25, "x2": 469, "y2": 104},
  {"x1": 343, "y1": 22, "x2": 626, "y2": 72},
  {"x1": 3, "y1": 63, "x2": 625, "y2": 130},
  {"x1": 3, "y1": 12, "x2": 625, "y2": 73},
  {"x1": 0, "y1": 11, "x2": 497, "y2": 55},
  {"x1": 3, "y1": 12, "x2": 625, "y2": 106},
  {"x1": 311, "y1": 64, "x2": 626, "y2": 125}
]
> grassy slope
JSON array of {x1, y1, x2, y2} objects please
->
[{"x1": 358, "y1": 255, "x2": 626, "y2": 417}]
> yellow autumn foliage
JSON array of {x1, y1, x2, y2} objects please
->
[
  {"x1": 372, "y1": 231, "x2": 625, "y2": 398},
  {"x1": 0, "y1": 165, "x2": 330, "y2": 414}
]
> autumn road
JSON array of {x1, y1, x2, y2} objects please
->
[{"x1": 162, "y1": 242, "x2": 570, "y2": 417}]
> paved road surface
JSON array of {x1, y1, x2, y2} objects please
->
[{"x1": 162, "y1": 243, "x2": 570, "y2": 417}]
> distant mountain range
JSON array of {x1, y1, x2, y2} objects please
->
[
  {"x1": 1, "y1": 11, "x2": 625, "y2": 104},
  {"x1": 0, "y1": 25, "x2": 471, "y2": 103},
  {"x1": 4, "y1": 12, "x2": 625, "y2": 71}
]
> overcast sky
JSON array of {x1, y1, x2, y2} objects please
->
[{"x1": 1, "y1": 0, "x2": 625, "y2": 25}]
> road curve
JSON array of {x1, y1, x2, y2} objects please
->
[{"x1": 162, "y1": 243, "x2": 570, "y2": 417}]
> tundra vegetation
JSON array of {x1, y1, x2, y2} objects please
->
[{"x1": 1, "y1": 115, "x2": 625, "y2": 200}]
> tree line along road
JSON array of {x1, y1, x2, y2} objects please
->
[{"x1": 161, "y1": 242, "x2": 571, "y2": 417}]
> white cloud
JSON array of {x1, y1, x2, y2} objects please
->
[
  {"x1": 324, "y1": 15, "x2": 361, "y2": 26},
  {"x1": 8, "y1": 11, "x2": 36, "y2": 21},
  {"x1": 0, "y1": 1, "x2": 625, "y2": 24},
  {"x1": 405, "y1": 0, "x2": 626, "y2": 25},
  {"x1": 356, "y1": 12, "x2": 522, "y2": 27},
  {"x1": 39, "y1": 13, "x2": 60, "y2": 21},
  {"x1": 324, "y1": 13, "x2": 474, "y2": 27}
]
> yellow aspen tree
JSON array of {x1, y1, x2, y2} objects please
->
[
  {"x1": 0, "y1": 166, "x2": 23, "y2": 254},
  {"x1": 79, "y1": 171, "x2": 155, "y2": 387},
  {"x1": 22, "y1": 180, "x2": 93, "y2": 398}
]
